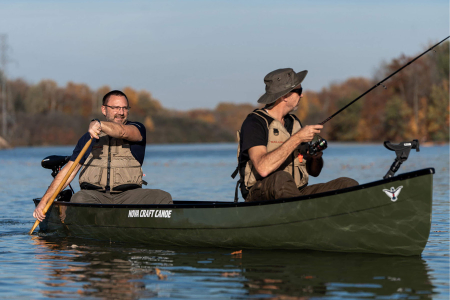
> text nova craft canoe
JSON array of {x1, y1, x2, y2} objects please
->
[{"x1": 33, "y1": 168, "x2": 434, "y2": 256}]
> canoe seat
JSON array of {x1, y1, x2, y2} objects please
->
[{"x1": 41, "y1": 155, "x2": 70, "y2": 171}]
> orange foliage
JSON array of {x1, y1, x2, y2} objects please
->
[
  {"x1": 144, "y1": 116, "x2": 155, "y2": 132},
  {"x1": 187, "y1": 109, "x2": 216, "y2": 124},
  {"x1": 123, "y1": 86, "x2": 139, "y2": 108},
  {"x1": 63, "y1": 82, "x2": 93, "y2": 117},
  {"x1": 215, "y1": 102, "x2": 258, "y2": 133},
  {"x1": 3, "y1": 42, "x2": 448, "y2": 145},
  {"x1": 96, "y1": 85, "x2": 111, "y2": 111}
]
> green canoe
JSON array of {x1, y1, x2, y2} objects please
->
[{"x1": 34, "y1": 168, "x2": 434, "y2": 256}]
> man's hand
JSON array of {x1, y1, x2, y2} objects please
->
[
  {"x1": 306, "y1": 151, "x2": 323, "y2": 160},
  {"x1": 294, "y1": 125, "x2": 323, "y2": 143},
  {"x1": 33, "y1": 201, "x2": 47, "y2": 222},
  {"x1": 306, "y1": 151, "x2": 324, "y2": 177},
  {"x1": 89, "y1": 120, "x2": 102, "y2": 139},
  {"x1": 32, "y1": 161, "x2": 81, "y2": 222}
]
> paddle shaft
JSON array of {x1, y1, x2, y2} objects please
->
[
  {"x1": 319, "y1": 36, "x2": 450, "y2": 125},
  {"x1": 29, "y1": 138, "x2": 93, "y2": 235}
]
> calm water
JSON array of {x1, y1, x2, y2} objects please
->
[{"x1": 0, "y1": 143, "x2": 448, "y2": 299}]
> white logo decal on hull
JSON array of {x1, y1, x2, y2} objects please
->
[
  {"x1": 382, "y1": 186, "x2": 403, "y2": 202},
  {"x1": 128, "y1": 209, "x2": 172, "y2": 218}
]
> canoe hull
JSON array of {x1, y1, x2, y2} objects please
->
[{"x1": 35, "y1": 168, "x2": 434, "y2": 256}]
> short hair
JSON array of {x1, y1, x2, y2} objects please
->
[
  {"x1": 102, "y1": 90, "x2": 129, "y2": 106},
  {"x1": 264, "y1": 92, "x2": 292, "y2": 109}
]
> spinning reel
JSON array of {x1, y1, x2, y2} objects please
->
[
  {"x1": 299, "y1": 134, "x2": 328, "y2": 156},
  {"x1": 308, "y1": 134, "x2": 328, "y2": 155}
]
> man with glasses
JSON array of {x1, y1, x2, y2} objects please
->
[
  {"x1": 233, "y1": 68, "x2": 358, "y2": 202},
  {"x1": 33, "y1": 90, "x2": 172, "y2": 222}
]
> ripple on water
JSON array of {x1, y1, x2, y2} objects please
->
[{"x1": 0, "y1": 144, "x2": 448, "y2": 299}]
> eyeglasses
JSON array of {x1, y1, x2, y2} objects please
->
[
  {"x1": 104, "y1": 105, "x2": 130, "y2": 111},
  {"x1": 290, "y1": 87, "x2": 303, "y2": 96}
]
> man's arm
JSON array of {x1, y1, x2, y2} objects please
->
[
  {"x1": 33, "y1": 161, "x2": 82, "y2": 222},
  {"x1": 89, "y1": 121, "x2": 142, "y2": 142},
  {"x1": 248, "y1": 125, "x2": 323, "y2": 177}
]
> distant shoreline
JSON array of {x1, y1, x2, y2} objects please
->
[
  {"x1": 1, "y1": 141, "x2": 448, "y2": 151},
  {"x1": 0, "y1": 136, "x2": 11, "y2": 150}
]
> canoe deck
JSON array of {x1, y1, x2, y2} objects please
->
[{"x1": 34, "y1": 168, "x2": 434, "y2": 256}]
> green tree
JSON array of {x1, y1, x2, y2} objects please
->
[
  {"x1": 427, "y1": 80, "x2": 449, "y2": 141},
  {"x1": 432, "y1": 41, "x2": 449, "y2": 83},
  {"x1": 383, "y1": 96, "x2": 412, "y2": 141},
  {"x1": 8, "y1": 78, "x2": 29, "y2": 113},
  {"x1": 24, "y1": 80, "x2": 59, "y2": 113},
  {"x1": 328, "y1": 96, "x2": 362, "y2": 141}
]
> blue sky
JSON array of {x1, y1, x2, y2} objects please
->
[{"x1": 0, "y1": 0, "x2": 448, "y2": 109}]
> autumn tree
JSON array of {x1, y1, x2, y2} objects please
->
[
  {"x1": 2, "y1": 41, "x2": 448, "y2": 147},
  {"x1": 426, "y1": 81, "x2": 449, "y2": 141},
  {"x1": 24, "y1": 79, "x2": 60, "y2": 113},
  {"x1": 62, "y1": 82, "x2": 93, "y2": 117},
  {"x1": 214, "y1": 102, "x2": 258, "y2": 134}
]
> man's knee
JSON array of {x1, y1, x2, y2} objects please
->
[
  {"x1": 71, "y1": 190, "x2": 98, "y2": 203},
  {"x1": 335, "y1": 177, "x2": 359, "y2": 189},
  {"x1": 133, "y1": 189, "x2": 173, "y2": 205},
  {"x1": 246, "y1": 171, "x2": 299, "y2": 202},
  {"x1": 71, "y1": 192, "x2": 83, "y2": 203},
  {"x1": 269, "y1": 171, "x2": 298, "y2": 190},
  {"x1": 154, "y1": 190, "x2": 173, "y2": 204},
  {"x1": 271, "y1": 171, "x2": 295, "y2": 185}
]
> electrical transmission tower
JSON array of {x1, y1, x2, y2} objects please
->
[{"x1": 0, "y1": 34, "x2": 8, "y2": 138}]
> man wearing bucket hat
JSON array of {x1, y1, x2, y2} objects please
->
[{"x1": 232, "y1": 68, "x2": 358, "y2": 202}]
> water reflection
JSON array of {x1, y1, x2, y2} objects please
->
[
  {"x1": 240, "y1": 251, "x2": 434, "y2": 299},
  {"x1": 32, "y1": 236, "x2": 435, "y2": 299},
  {"x1": 32, "y1": 237, "x2": 154, "y2": 299}
]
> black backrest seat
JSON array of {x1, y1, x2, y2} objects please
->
[{"x1": 41, "y1": 155, "x2": 70, "y2": 170}]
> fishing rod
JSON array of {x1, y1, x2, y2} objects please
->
[
  {"x1": 305, "y1": 36, "x2": 450, "y2": 155},
  {"x1": 319, "y1": 35, "x2": 450, "y2": 125}
]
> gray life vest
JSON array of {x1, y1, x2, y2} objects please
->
[
  {"x1": 232, "y1": 109, "x2": 309, "y2": 201},
  {"x1": 79, "y1": 133, "x2": 143, "y2": 193}
]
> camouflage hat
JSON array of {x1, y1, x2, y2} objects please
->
[{"x1": 257, "y1": 68, "x2": 308, "y2": 104}]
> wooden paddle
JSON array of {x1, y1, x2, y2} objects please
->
[{"x1": 29, "y1": 138, "x2": 93, "y2": 235}]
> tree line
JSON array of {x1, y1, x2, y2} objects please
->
[{"x1": 0, "y1": 41, "x2": 448, "y2": 147}]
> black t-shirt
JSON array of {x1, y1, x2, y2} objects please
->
[
  {"x1": 239, "y1": 111, "x2": 295, "y2": 166},
  {"x1": 70, "y1": 121, "x2": 147, "y2": 165}
]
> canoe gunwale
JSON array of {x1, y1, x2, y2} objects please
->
[{"x1": 33, "y1": 168, "x2": 435, "y2": 209}]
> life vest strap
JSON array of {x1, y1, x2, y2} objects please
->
[{"x1": 231, "y1": 167, "x2": 239, "y2": 179}]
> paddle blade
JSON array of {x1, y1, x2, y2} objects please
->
[{"x1": 29, "y1": 220, "x2": 39, "y2": 235}]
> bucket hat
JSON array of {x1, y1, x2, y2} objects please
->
[{"x1": 257, "y1": 68, "x2": 308, "y2": 104}]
